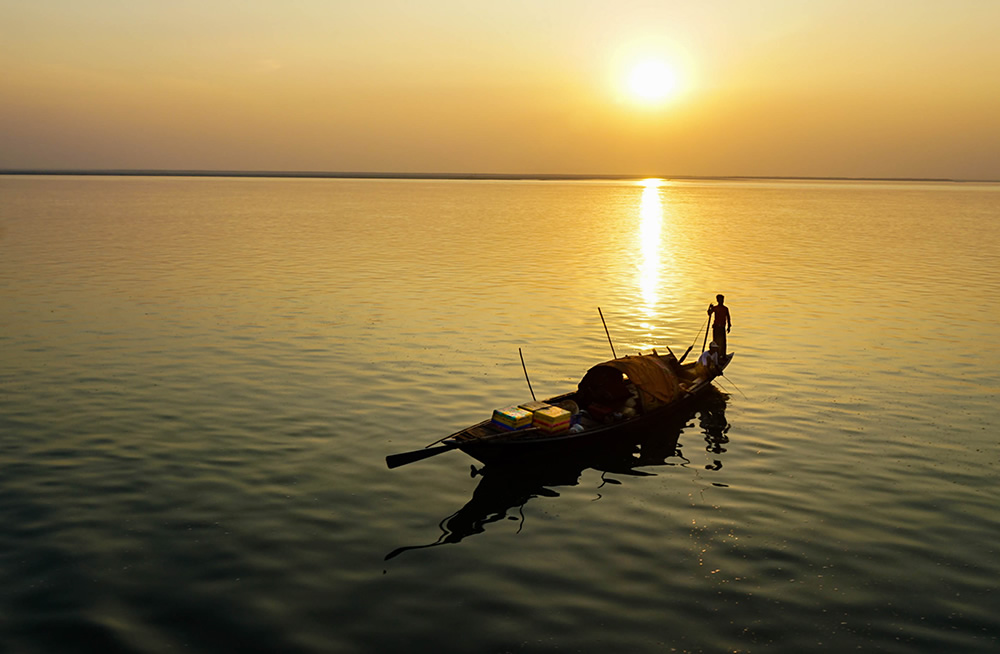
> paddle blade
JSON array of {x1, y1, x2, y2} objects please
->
[
  {"x1": 678, "y1": 345, "x2": 693, "y2": 364},
  {"x1": 385, "y1": 443, "x2": 457, "y2": 469}
]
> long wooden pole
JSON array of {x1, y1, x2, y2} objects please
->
[
  {"x1": 598, "y1": 307, "x2": 617, "y2": 359},
  {"x1": 519, "y1": 347, "x2": 536, "y2": 401},
  {"x1": 679, "y1": 315, "x2": 710, "y2": 364},
  {"x1": 702, "y1": 305, "x2": 712, "y2": 353}
]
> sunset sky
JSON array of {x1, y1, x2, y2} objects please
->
[{"x1": 2, "y1": 1, "x2": 998, "y2": 179}]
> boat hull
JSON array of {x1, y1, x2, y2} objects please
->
[{"x1": 455, "y1": 353, "x2": 732, "y2": 467}]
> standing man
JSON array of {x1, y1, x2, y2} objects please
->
[{"x1": 707, "y1": 294, "x2": 732, "y2": 356}]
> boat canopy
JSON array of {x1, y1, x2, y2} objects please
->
[{"x1": 578, "y1": 353, "x2": 683, "y2": 410}]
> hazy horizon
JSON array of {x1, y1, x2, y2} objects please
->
[
  {"x1": 3, "y1": 1, "x2": 999, "y2": 180},
  {"x1": 1, "y1": 168, "x2": 996, "y2": 183}
]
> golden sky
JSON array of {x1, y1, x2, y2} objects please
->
[{"x1": 2, "y1": 0, "x2": 998, "y2": 179}]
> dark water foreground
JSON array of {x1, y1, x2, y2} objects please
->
[{"x1": 1, "y1": 175, "x2": 998, "y2": 653}]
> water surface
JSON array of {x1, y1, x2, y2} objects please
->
[{"x1": 1, "y1": 175, "x2": 998, "y2": 653}]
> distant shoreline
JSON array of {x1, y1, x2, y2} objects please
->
[{"x1": 0, "y1": 169, "x2": 993, "y2": 183}]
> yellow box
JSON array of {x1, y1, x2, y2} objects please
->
[
  {"x1": 532, "y1": 405, "x2": 571, "y2": 434},
  {"x1": 492, "y1": 405, "x2": 533, "y2": 431}
]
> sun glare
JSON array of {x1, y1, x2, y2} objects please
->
[{"x1": 627, "y1": 59, "x2": 679, "y2": 106}]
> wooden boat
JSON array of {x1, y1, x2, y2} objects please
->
[{"x1": 386, "y1": 348, "x2": 734, "y2": 469}]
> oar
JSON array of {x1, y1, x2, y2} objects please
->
[
  {"x1": 386, "y1": 442, "x2": 463, "y2": 469},
  {"x1": 598, "y1": 307, "x2": 617, "y2": 359},
  {"x1": 388, "y1": 429, "x2": 513, "y2": 469}
]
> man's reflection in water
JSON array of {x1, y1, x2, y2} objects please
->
[{"x1": 700, "y1": 391, "x2": 730, "y2": 471}]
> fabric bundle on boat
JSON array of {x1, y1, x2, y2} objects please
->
[{"x1": 578, "y1": 353, "x2": 683, "y2": 412}]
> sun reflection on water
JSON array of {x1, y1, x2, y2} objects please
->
[
  {"x1": 631, "y1": 178, "x2": 683, "y2": 351},
  {"x1": 638, "y1": 179, "x2": 664, "y2": 315}
]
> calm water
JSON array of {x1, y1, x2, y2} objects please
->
[{"x1": 1, "y1": 175, "x2": 998, "y2": 653}]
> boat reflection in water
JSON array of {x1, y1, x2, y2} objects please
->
[{"x1": 385, "y1": 388, "x2": 730, "y2": 560}]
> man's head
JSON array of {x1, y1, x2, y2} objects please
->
[
  {"x1": 716, "y1": 294, "x2": 725, "y2": 304},
  {"x1": 709, "y1": 341, "x2": 719, "y2": 351}
]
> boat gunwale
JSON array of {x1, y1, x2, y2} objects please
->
[{"x1": 449, "y1": 352, "x2": 733, "y2": 450}]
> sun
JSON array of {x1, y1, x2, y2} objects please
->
[{"x1": 627, "y1": 59, "x2": 679, "y2": 105}]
